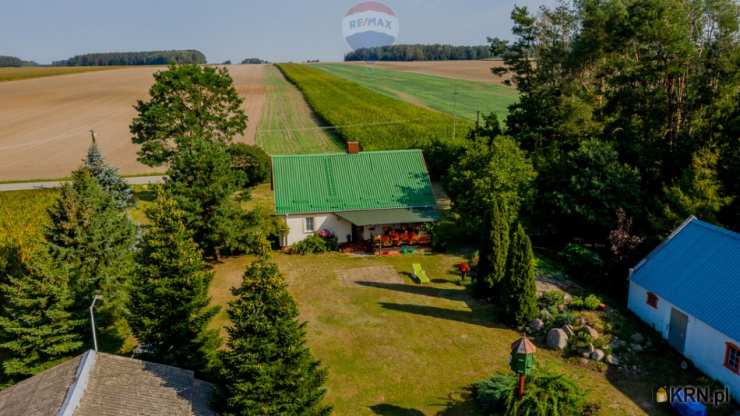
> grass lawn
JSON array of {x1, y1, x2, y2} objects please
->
[
  {"x1": 211, "y1": 252, "x2": 663, "y2": 416},
  {"x1": 314, "y1": 63, "x2": 519, "y2": 123},
  {"x1": 256, "y1": 65, "x2": 344, "y2": 155},
  {"x1": 0, "y1": 66, "x2": 121, "y2": 82}
]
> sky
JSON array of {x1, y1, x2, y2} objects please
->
[{"x1": 2, "y1": 0, "x2": 554, "y2": 64}]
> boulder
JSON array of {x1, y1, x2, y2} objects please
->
[
  {"x1": 606, "y1": 354, "x2": 620, "y2": 365},
  {"x1": 631, "y1": 333, "x2": 645, "y2": 344},
  {"x1": 590, "y1": 349, "x2": 606, "y2": 362},
  {"x1": 529, "y1": 319, "x2": 545, "y2": 332},
  {"x1": 582, "y1": 325, "x2": 600, "y2": 340},
  {"x1": 562, "y1": 324, "x2": 575, "y2": 337},
  {"x1": 609, "y1": 338, "x2": 625, "y2": 350},
  {"x1": 547, "y1": 328, "x2": 568, "y2": 350}
]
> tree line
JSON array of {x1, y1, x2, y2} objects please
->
[
  {"x1": 435, "y1": 0, "x2": 739, "y2": 300},
  {"x1": 0, "y1": 64, "x2": 328, "y2": 414},
  {"x1": 344, "y1": 44, "x2": 494, "y2": 61},
  {"x1": 241, "y1": 58, "x2": 270, "y2": 64},
  {"x1": 52, "y1": 50, "x2": 207, "y2": 66},
  {"x1": 0, "y1": 56, "x2": 38, "y2": 67}
]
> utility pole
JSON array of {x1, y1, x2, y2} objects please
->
[{"x1": 89, "y1": 295, "x2": 102, "y2": 351}]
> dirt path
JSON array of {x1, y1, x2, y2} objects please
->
[
  {"x1": 349, "y1": 60, "x2": 511, "y2": 85},
  {"x1": 0, "y1": 65, "x2": 266, "y2": 181}
]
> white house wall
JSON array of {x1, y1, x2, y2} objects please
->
[
  {"x1": 628, "y1": 281, "x2": 740, "y2": 400},
  {"x1": 284, "y1": 213, "x2": 352, "y2": 246}
]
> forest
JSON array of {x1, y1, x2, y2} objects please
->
[
  {"x1": 52, "y1": 49, "x2": 207, "y2": 66},
  {"x1": 0, "y1": 56, "x2": 38, "y2": 67},
  {"x1": 344, "y1": 44, "x2": 494, "y2": 61}
]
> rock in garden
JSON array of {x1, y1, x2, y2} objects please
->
[
  {"x1": 606, "y1": 354, "x2": 620, "y2": 365},
  {"x1": 529, "y1": 319, "x2": 545, "y2": 332},
  {"x1": 582, "y1": 325, "x2": 600, "y2": 340},
  {"x1": 547, "y1": 328, "x2": 568, "y2": 350},
  {"x1": 562, "y1": 324, "x2": 575, "y2": 336},
  {"x1": 609, "y1": 338, "x2": 625, "y2": 350},
  {"x1": 631, "y1": 343, "x2": 643, "y2": 352},
  {"x1": 590, "y1": 349, "x2": 606, "y2": 362},
  {"x1": 631, "y1": 333, "x2": 645, "y2": 344}
]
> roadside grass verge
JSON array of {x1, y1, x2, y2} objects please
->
[
  {"x1": 256, "y1": 66, "x2": 344, "y2": 154},
  {"x1": 315, "y1": 63, "x2": 518, "y2": 122},
  {"x1": 276, "y1": 63, "x2": 471, "y2": 150},
  {"x1": 0, "y1": 66, "x2": 122, "y2": 82}
]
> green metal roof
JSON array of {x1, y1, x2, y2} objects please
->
[
  {"x1": 337, "y1": 208, "x2": 439, "y2": 226},
  {"x1": 272, "y1": 150, "x2": 436, "y2": 215}
]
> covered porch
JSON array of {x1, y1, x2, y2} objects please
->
[{"x1": 336, "y1": 207, "x2": 438, "y2": 254}]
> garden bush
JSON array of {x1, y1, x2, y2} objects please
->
[
  {"x1": 569, "y1": 294, "x2": 602, "y2": 311},
  {"x1": 539, "y1": 291, "x2": 565, "y2": 309},
  {"x1": 291, "y1": 231, "x2": 338, "y2": 255},
  {"x1": 473, "y1": 369, "x2": 588, "y2": 415},
  {"x1": 560, "y1": 243, "x2": 604, "y2": 279}
]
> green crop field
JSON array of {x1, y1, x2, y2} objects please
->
[
  {"x1": 315, "y1": 63, "x2": 518, "y2": 122},
  {"x1": 0, "y1": 66, "x2": 121, "y2": 82},
  {"x1": 256, "y1": 65, "x2": 344, "y2": 154},
  {"x1": 277, "y1": 64, "x2": 471, "y2": 150}
]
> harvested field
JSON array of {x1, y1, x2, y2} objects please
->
[
  {"x1": 0, "y1": 66, "x2": 120, "y2": 82},
  {"x1": 0, "y1": 65, "x2": 266, "y2": 181},
  {"x1": 348, "y1": 60, "x2": 511, "y2": 84}
]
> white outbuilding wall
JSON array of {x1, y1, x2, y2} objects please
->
[
  {"x1": 628, "y1": 281, "x2": 740, "y2": 401},
  {"x1": 282, "y1": 213, "x2": 353, "y2": 246}
]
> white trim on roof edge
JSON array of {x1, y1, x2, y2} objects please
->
[
  {"x1": 630, "y1": 215, "x2": 697, "y2": 276},
  {"x1": 57, "y1": 350, "x2": 96, "y2": 416}
]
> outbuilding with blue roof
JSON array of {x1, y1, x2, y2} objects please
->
[{"x1": 628, "y1": 216, "x2": 739, "y2": 402}]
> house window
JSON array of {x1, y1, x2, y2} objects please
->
[
  {"x1": 305, "y1": 217, "x2": 315, "y2": 233},
  {"x1": 646, "y1": 292, "x2": 658, "y2": 308},
  {"x1": 725, "y1": 343, "x2": 740, "y2": 374}
]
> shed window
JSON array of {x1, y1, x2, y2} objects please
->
[
  {"x1": 305, "y1": 217, "x2": 315, "y2": 232},
  {"x1": 646, "y1": 292, "x2": 658, "y2": 308},
  {"x1": 725, "y1": 343, "x2": 740, "y2": 374}
]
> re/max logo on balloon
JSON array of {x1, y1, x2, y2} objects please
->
[{"x1": 342, "y1": 1, "x2": 399, "y2": 51}]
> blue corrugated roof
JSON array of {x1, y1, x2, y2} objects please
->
[{"x1": 631, "y1": 217, "x2": 740, "y2": 341}]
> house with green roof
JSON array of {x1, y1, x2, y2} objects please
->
[{"x1": 271, "y1": 145, "x2": 438, "y2": 247}]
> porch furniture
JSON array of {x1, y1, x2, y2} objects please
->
[{"x1": 412, "y1": 263, "x2": 430, "y2": 284}]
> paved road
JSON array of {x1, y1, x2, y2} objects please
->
[{"x1": 0, "y1": 175, "x2": 165, "y2": 192}]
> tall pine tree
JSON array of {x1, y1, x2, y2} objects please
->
[
  {"x1": 0, "y1": 245, "x2": 84, "y2": 381},
  {"x1": 45, "y1": 168, "x2": 136, "y2": 324},
  {"x1": 499, "y1": 223, "x2": 537, "y2": 327},
  {"x1": 218, "y1": 258, "x2": 331, "y2": 416},
  {"x1": 128, "y1": 189, "x2": 221, "y2": 375},
  {"x1": 84, "y1": 133, "x2": 133, "y2": 209}
]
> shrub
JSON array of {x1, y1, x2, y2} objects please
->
[
  {"x1": 570, "y1": 296, "x2": 584, "y2": 309},
  {"x1": 552, "y1": 310, "x2": 577, "y2": 328},
  {"x1": 291, "y1": 232, "x2": 338, "y2": 255},
  {"x1": 539, "y1": 291, "x2": 565, "y2": 309},
  {"x1": 560, "y1": 243, "x2": 603, "y2": 279},
  {"x1": 228, "y1": 143, "x2": 271, "y2": 188},
  {"x1": 473, "y1": 369, "x2": 587, "y2": 415},
  {"x1": 583, "y1": 294, "x2": 602, "y2": 311}
]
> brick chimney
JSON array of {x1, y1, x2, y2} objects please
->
[{"x1": 346, "y1": 141, "x2": 360, "y2": 154}]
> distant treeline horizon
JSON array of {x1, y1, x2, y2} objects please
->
[
  {"x1": 0, "y1": 56, "x2": 39, "y2": 67},
  {"x1": 344, "y1": 44, "x2": 495, "y2": 61},
  {"x1": 52, "y1": 50, "x2": 207, "y2": 66}
]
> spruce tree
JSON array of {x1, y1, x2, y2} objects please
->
[
  {"x1": 500, "y1": 223, "x2": 538, "y2": 327},
  {"x1": 165, "y1": 137, "x2": 256, "y2": 258},
  {"x1": 128, "y1": 189, "x2": 221, "y2": 374},
  {"x1": 218, "y1": 258, "x2": 331, "y2": 416},
  {"x1": 0, "y1": 246, "x2": 84, "y2": 380},
  {"x1": 45, "y1": 168, "x2": 136, "y2": 323},
  {"x1": 84, "y1": 136, "x2": 133, "y2": 208}
]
